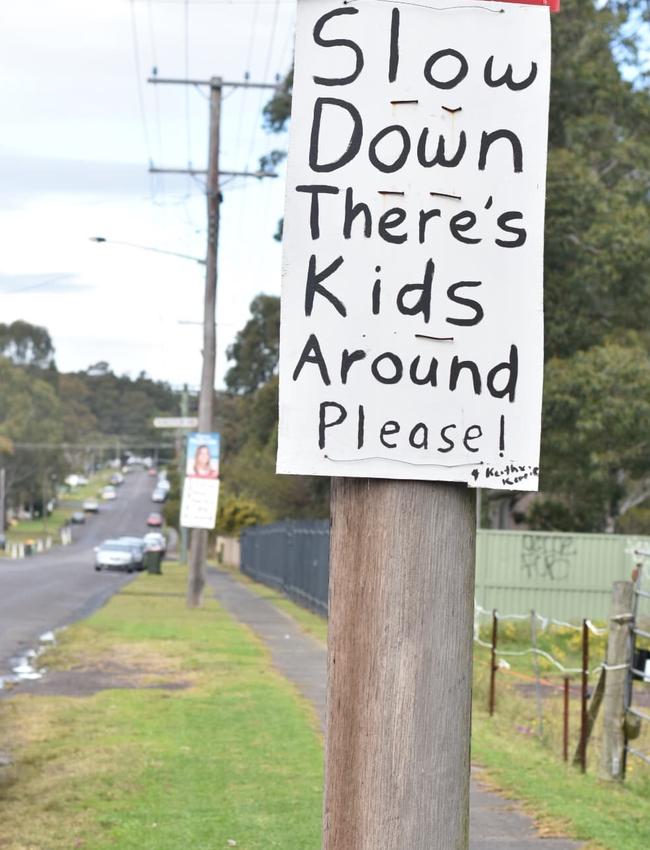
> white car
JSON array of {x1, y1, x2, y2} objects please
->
[
  {"x1": 157, "y1": 478, "x2": 170, "y2": 492},
  {"x1": 94, "y1": 540, "x2": 136, "y2": 572},
  {"x1": 152, "y1": 488, "x2": 167, "y2": 503},
  {"x1": 83, "y1": 499, "x2": 99, "y2": 513},
  {"x1": 101, "y1": 485, "x2": 117, "y2": 501}
]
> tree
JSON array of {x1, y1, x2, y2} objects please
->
[
  {"x1": 0, "y1": 321, "x2": 55, "y2": 368},
  {"x1": 536, "y1": 337, "x2": 650, "y2": 531},
  {"x1": 225, "y1": 295, "x2": 280, "y2": 394}
]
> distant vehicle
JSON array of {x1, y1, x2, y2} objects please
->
[
  {"x1": 147, "y1": 512, "x2": 163, "y2": 528},
  {"x1": 151, "y1": 488, "x2": 167, "y2": 504},
  {"x1": 117, "y1": 536, "x2": 146, "y2": 569},
  {"x1": 71, "y1": 511, "x2": 86, "y2": 524},
  {"x1": 109, "y1": 473, "x2": 124, "y2": 486},
  {"x1": 143, "y1": 532, "x2": 166, "y2": 554},
  {"x1": 156, "y1": 478, "x2": 171, "y2": 493},
  {"x1": 147, "y1": 468, "x2": 157, "y2": 477},
  {"x1": 94, "y1": 540, "x2": 136, "y2": 572},
  {"x1": 102, "y1": 486, "x2": 117, "y2": 501},
  {"x1": 121, "y1": 465, "x2": 130, "y2": 474},
  {"x1": 82, "y1": 499, "x2": 99, "y2": 513}
]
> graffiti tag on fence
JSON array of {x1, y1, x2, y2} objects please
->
[{"x1": 520, "y1": 535, "x2": 577, "y2": 581}]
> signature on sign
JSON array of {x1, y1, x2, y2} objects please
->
[{"x1": 520, "y1": 535, "x2": 577, "y2": 581}]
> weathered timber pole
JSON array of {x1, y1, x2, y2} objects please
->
[
  {"x1": 187, "y1": 76, "x2": 221, "y2": 608},
  {"x1": 599, "y1": 581, "x2": 634, "y2": 781},
  {"x1": 324, "y1": 479, "x2": 476, "y2": 850}
]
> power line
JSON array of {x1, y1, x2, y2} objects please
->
[
  {"x1": 129, "y1": 0, "x2": 154, "y2": 166},
  {"x1": 183, "y1": 0, "x2": 192, "y2": 172},
  {"x1": 244, "y1": 0, "x2": 281, "y2": 172},
  {"x1": 231, "y1": 0, "x2": 261, "y2": 169}
]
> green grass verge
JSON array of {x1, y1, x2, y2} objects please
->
[{"x1": 0, "y1": 564, "x2": 323, "y2": 850}]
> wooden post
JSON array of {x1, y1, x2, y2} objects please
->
[
  {"x1": 578, "y1": 619, "x2": 589, "y2": 773},
  {"x1": 324, "y1": 479, "x2": 476, "y2": 850},
  {"x1": 489, "y1": 609, "x2": 498, "y2": 716},
  {"x1": 598, "y1": 581, "x2": 634, "y2": 781},
  {"x1": 187, "y1": 76, "x2": 221, "y2": 608},
  {"x1": 562, "y1": 677, "x2": 570, "y2": 762},
  {"x1": 530, "y1": 610, "x2": 544, "y2": 737}
]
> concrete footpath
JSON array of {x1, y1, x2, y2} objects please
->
[{"x1": 207, "y1": 568, "x2": 582, "y2": 850}]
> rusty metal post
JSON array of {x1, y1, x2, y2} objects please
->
[
  {"x1": 489, "y1": 609, "x2": 498, "y2": 717},
  {"x1": 579, "y1": 619, "x2": 589, "y2": 773},
  {"x1": 563, "y1": 676, "x2": 570, "y2": 762}
]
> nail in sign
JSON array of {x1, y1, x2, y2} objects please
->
[{"x1": 277, "y1": 0, "x2": 551, "y2": 491}]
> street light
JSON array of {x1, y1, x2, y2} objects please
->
[{"x1": 89, "y1": 236, "x2": 206, "y2": 265}]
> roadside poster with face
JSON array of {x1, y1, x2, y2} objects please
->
[
  {"x1": 185, "y1": 432, "x2": 220, "y2": 480},
  {"x1": 181, "y1": 432, "x2": 221, "y2": 529}
]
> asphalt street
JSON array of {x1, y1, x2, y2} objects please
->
[{"x1": 0, "y1": 468, "x2": 156, "y2": 674}]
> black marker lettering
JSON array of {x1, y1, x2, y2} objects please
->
[
  {"x1": 496, "y1": 211, "x2": 527, "y2": 247},
  {"x1": 424, "y1": 48, "x2": 468, "y2": 89},
  {"x1": 446, "y1": 281, "x2": 484, "y2": 326},
  {"x1": 313, "y1": 7, "x2": 364, "y2": 86},
  {"x1": 294, "y1": 334, "x2": 331, "y2": 385},
  {"x1": 417, "y1": 129, "x2": 467, "y2": 168},
  {"x1": 368, "y1": 125, "x2": 411, "y2": 173},
  {"x1": 305, "y1": 254, "x2": 346, "y2": 317},
  {"x1": 478, "y1": 129, "x2": 523, "y2": 173},
  {"x1": 484, "y1": 56, "x2": 538, "y2": 91},
  {"x1": 318, "y1": 401, "x2": 347, "y2": 448},
  {"x1": 309, "y1": 98, "x2": 363, "y2": 173},
  {"x1": 295, "y1": 184, "x2": 339, "y2": 239},
  {"x1": 380, "y1": 420, "x2": 400, "y2": 448}
]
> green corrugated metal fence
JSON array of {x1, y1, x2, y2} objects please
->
[{"x1": 476, "y1": 529, "x2": 650, "y2": 621}]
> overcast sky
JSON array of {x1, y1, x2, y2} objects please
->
[{"x1": 0, "y1": 0, "x2": 296, "y2": 389}]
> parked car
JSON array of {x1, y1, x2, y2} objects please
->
[
  {"x1": 147, "y1": 468, "x2": 157, "y2": 477},
  {"x1": 109, "y1": 473, "x2": 124, "y2": 486},
  {"x1": 143, "y1": 531, "x2": 166, "y2": 554},
  {"x1": 70, "y1": 511, "x2": 86, "y2": 524},
  {"x1": 147, "y1": 512, "x2": 163, "y2": 528},
  {"x1": 117, "y1": 536, "x2": 146, "y2": 570},
  {"x1": 82, "y1": 499, "x2": 99, "y2": 513},
  {"x1": 151, "y1": 488, "x2": 167, "y2": 503},
  {"x1": 156, "y1": 478, "x2": 170, "y2": 493},
  {"x1": 94, "y1": 540, "x2": 136, "y2": 572},
  {"x1": 102, "y1": 485, "x2": 117, "y2": 501}
]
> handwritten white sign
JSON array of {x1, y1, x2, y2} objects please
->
[{"x1": 278, "y1": 0, "x2": 551, "y2": 491}]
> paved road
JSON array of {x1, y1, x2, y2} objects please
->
[
  {"x1": 0, "y1": 469, "x2": 156, "y2": 674},
  {"x1": 207, "y1": 568, "x2": 583, "y2": 850}
]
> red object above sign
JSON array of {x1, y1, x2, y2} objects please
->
[{"x1": 489, "y1": 0, "x2": 560, "y2": 11}]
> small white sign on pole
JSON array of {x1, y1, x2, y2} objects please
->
[
  {"x1": 278, "y1": 0, "x2": 551, "y2": 491},
  {"x1": 180, "y1": 432, "x2": 220, "y2": 529}
]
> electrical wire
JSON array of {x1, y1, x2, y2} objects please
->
[{"x1": 129, "y1": 0, "x2": 154, "y2": 166}]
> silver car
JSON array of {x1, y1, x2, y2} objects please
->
[{"x1": 94, "y1": 540, "x2": 136, "y2": 572}]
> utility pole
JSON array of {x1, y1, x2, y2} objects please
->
[
  {"x1": 326, "y1": 480, "x2": 475, "y2": 850},
  {"x1": 147, "y1": 75, "x2": 278, "y2": 607},
  {"x1": 0, "y1": 468, "x2": 6, "y2": 540}
]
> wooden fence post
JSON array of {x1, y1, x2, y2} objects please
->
[
  {"x1": 324, "y1": 478, "x2": 476, "y2": 850},
  {"x1": 489, "y1": 610, "x2": 498, "y2": 717},
  {"x1": 598, "y1": 581, "x2": 634, "y2": 781}
]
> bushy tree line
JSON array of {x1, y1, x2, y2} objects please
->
[{"x1": 0, "y1": 322, "x2": 184, "y2": 514}]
